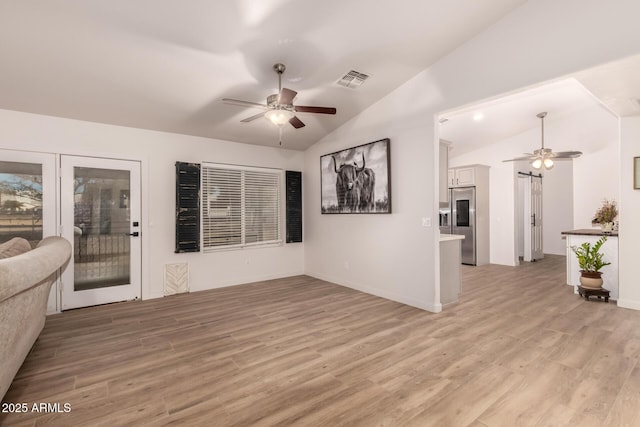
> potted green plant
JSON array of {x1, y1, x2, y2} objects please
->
[
  {"x1": 571, "y1": 236, "x2": 611, "y2": 289},
  {"x1": 592, "y1": 199, "x2": 618, "y2": 233}
]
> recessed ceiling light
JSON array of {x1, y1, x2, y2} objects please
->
[{"x1": 473, "y1": 113, "x2": 484, "y2": 122}]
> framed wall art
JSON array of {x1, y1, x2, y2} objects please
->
[{"x1": 320, "y1": 138, "x2": 391, "y2": 214}]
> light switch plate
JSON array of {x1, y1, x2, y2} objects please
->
[{"x1": 422, "y1": 217, "x2": 431, "y2": 227}]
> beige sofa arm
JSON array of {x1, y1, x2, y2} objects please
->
[{"x1": 0, "y1": 236, "x2": 72, "y2": 304}]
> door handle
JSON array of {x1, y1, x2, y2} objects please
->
[
  {"x1": 531, "y1": 214, "x2": 536, "y2": 227},
  {"x1": 127, "y1": 232, "x2": 140, "y2": 237}
]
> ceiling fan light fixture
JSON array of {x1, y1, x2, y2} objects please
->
[
  {"x1": 503, "y1": 111, "x2": 582, "y2": 165},
  {"x1": 531, "y1": 158, "x2": 543, "y2": 169},
  {"x1": 265, "y1": 109, "x2": 294, "y2": 127},
  {"x1": 543, "y1": 157, "x2": 554, "y2": 169}
]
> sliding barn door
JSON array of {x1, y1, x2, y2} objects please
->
[{"x1": 523, "y1": 175, "x2": 543, "y2": 262}]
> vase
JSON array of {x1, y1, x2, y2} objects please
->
[
  {"x1": 600, "y1": 222, "x2": 613, "y2": 233},
  {"x1": 580, "y1": 271, "x2": 603, "y2": 289}
]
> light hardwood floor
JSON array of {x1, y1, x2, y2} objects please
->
[{"x1": 2, "y1": 255, "x2": 640, "y2": 426}]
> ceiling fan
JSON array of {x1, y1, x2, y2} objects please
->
[
  {"x1": 222, "y1": 63, "x2": 336, "y2": 130},
  {"x1": 503, "y1": 112, "x2": 582, "y2": 170}
]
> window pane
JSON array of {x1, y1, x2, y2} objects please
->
[
  {"x1": 202, "y1": 165, "x2": 281, "y2": 250},
  {"x1": 0, "y1": 161, "x2": 43, "y2": 248},
  {"x1": 73, "y1": 167, "x2": 130, "y2": 291},
  {"x1": 245, "y1": 171, "x2": 280, "y2": 244},
  {"x1": 202, "y1": 168, "x2": 242, "y2": 247}
]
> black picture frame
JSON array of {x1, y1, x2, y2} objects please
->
[{"x1": 320, "y1": 138, "x2": 391, "y2": 214}]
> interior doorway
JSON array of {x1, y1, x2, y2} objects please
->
[{"x1": 517, "y1": 172, "x2": 543, "y2": 263}]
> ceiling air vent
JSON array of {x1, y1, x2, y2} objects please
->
[{"x1": 336, "y1": 70, "x2": 370, "y2": 89}]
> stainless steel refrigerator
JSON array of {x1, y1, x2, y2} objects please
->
[{"x1": 439, "y1": 186, "x2": 476, "y2": 265}]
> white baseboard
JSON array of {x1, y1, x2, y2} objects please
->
[
  {"x1": 427, "y1": 302, "x2": 443, "y2": 313},
  {"x1": 306, "y1": 271, "x2": 441, "y2": 313},
  {"x1": 616, "y1": 298, "x2": 640, "y2": 311}
]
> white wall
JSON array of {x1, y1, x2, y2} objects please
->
[
  {"x1": 572, "y1": 145, "x2": 620, "y2": 228},
  {"x1": 0, "y1": 109, "x2": 305, "y2": 304},
  {"x1": 304, "y1": 0, "x2": 640, "y2": 311},
  {"x1": 541, "y1": 162, "x2": 574, "y2": 255},
  {"x1": 618, "y1": 117, "x2": 640, "y2": 310},
  {"x1": 303, "y1": 78, "x2": 441, "y2": 310}
]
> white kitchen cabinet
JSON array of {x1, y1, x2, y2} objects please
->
[
  {"x1": 455, "y1": 167, "x2": 475, "y2": 186},
  {"x1": 440, "y1": 234, "x2": 464, "y2": 306},
  {"x1": 449, "y1": 166, "x2": 475, "y2": 187}
]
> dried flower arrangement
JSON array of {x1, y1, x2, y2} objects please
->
[{"x1": 593, "y1": 199, "x2": 618, "y2": 225}]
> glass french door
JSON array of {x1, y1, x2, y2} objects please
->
[
  {"x1": 0, "y1": 150, "x2": 57, "y2": 311},
  {"x1": 61, "y1": 156, "x2": 141, "y2": 310}
]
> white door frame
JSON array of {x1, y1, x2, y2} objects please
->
[
  {"x1": 60, "y1": 155, "x2": 142, "y2": 310},
  {"x1": 531, "y1": 175, "x2": 544, "y2": 261}
]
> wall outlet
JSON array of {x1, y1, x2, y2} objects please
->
[
  {"x1": 343, "y1": 261, "x2": 349, "y2": 269},
  {"x1": 422, "y1": 217, "x2": 431, "y2": 227}
]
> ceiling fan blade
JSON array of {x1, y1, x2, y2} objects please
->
[
  {"x1": 502, "y1": 155, "x2": 539, "y2": 162},
  {"x1": 550, "y1": 151, "x2": 583, "y2": 158},
  {"x1": 278, "y1": 88, "x2": 297, "y2": 105},
  {"x1": 222, "y1": 98, "x2": 269, "y2": 109},
  {"x1": 295, "y1": 106, "x2": 337, "y2": 115},
  {"x1": 289, "y1": 116, "x2": 305, "y2": 129},
  {"x1": 240, "y1": 112, "x2": 267, "y2": 123}
]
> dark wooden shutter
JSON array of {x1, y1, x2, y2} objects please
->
[
  {"x1": 175, "y1": 162, "x2": 201, "y2": 253},
  {"x1": 286, "y1": 170, "x2": 302, "y2": 243}
]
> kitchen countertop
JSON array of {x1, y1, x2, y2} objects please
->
[
  {"x1": 561, "y1": 228, "x2": 618, "y2": 237},
  {"x1": 440, "y1": 234, "x2": 465, "y2": 242}
]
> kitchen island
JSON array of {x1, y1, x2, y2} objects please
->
[
  {"x1": 562, "y1": 229, "x2": 619, "y2": 301},
  {"x1": 440, "y1": 233, "x2": 465, "y2": 306}
]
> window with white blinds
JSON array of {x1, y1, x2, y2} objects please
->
[{"x1": 202, "y1": 164, "x2": 281, "y2": 250}]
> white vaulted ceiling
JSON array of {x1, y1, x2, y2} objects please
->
[
  {"x1": 439, "y1": 52, "x2": 640, "y2": 159},
  {"x1": 439, "y1": 79, "x2": 614, "y2": 158},
  {"x1": 0, "y1": 0, "x2": 527, "y2": 150}
]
